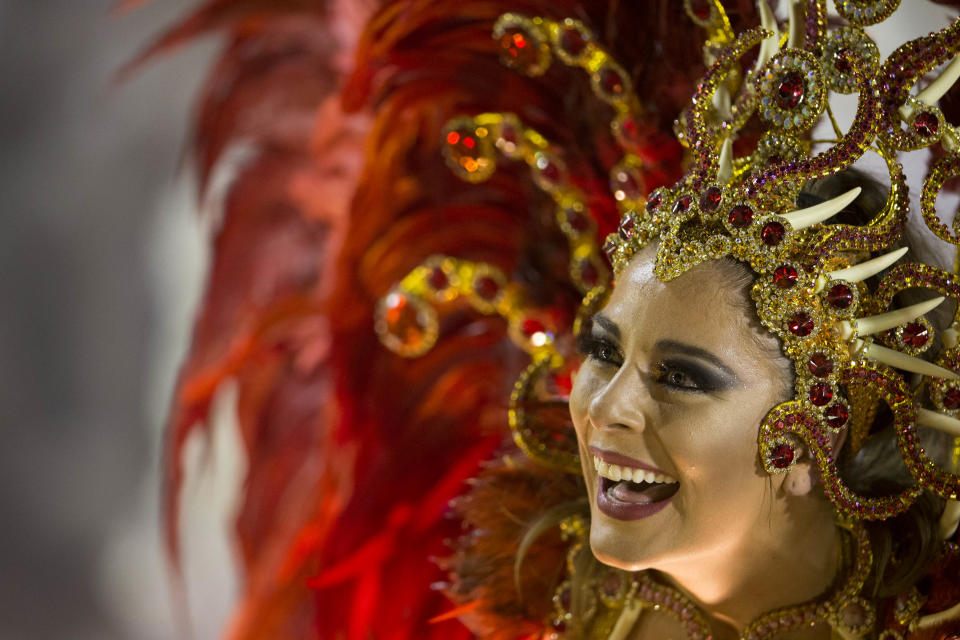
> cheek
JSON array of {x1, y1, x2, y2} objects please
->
[
  {"x1": 674, "y1": 397, "x2": 772, "y2": 488},
  {"x1": 569, "y1": 366, "x2": 593, "y2": 439}
]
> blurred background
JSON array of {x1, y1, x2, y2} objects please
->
[
  {"x1": 3, "y1": 2, "x2": 958, "y2": 640},
  {"x1": 0, "y1": 1, "x2": 229, "y2": 638}
]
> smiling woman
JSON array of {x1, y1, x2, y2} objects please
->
[{"x1": 436, "y1": 3, "x2": 960, "y2": 639}]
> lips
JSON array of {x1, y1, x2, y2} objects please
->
[{"x1": 590, "y1": 446, "x2": 679, "y2": 521}]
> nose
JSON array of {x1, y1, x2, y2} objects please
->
[{"x1": 587, "y1": 363, "x2": 650, "y2": 433}]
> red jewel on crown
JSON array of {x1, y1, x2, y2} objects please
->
[
  {"x1": 761, "y1": 221, "x2": 786, "y2": 246},
  {"x1": 776, "y1": 71, "x2": 805, "y2": 109},
  {"x1": 788, "y1": 311, "x2": 815, "y2": 337},
  {"x1": 770, "y1": 442, "x2": 796, "y2": 469},
  {"x1": 728, "y1": 204, "x2": 754, "y2": 229}
]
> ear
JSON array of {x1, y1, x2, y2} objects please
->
[
  {"x1": 783, "y1": 428, "x2": 848, "y2": 497},
  {"x1": 783, "y1": 454, "x2": 818, "y2": 496}
]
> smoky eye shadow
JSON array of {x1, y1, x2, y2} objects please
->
[{"x1": 661, "y1": 358, "x2": 735, "y2": 392}]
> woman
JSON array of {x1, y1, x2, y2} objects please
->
[{"x1": 435, "y1": 4, "x2": 960, "y2": 639}]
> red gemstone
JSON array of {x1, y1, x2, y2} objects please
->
[
  {"x1": 558, "y1": 26, "x2": 586, "y2": 56},
  {"x1": 809, "y1": 382, "x2": 833, "y2": 406},
  {"x1": 601, "y1": 572, "x2": 623, "y2": 597},
  {"x1": 776, "y1": 71, "x2": 805, "y2": 109},
  {"x1": 826, "y1": 403, "x2": 849, "y2": 428},
  {"x1": 600, "y1": 67, "x2": 626, "y2": 95},
  {"x1": 498, "y1": 28, "x2": 539, "y2": 69},
  {"x1": 383, "y1": 293, "x2": 428, "y2": 350},
  {"x1": 689, "y1": 0, "x2": 712, "y2": 19},
  {"x1": 647, "y1": 191, "x2": 663, "y2": 210},
  {"x1": 943, "y1": 388, "x2": 960, "y2": 411},
  {"x1": 580, "y1": 260, "x2": 599, "y2": 286},
  {"x1": 475, "y1": 276, "x2": 500, "y2": 300},
  {"x1": 914, "y1": 111, "x2": 939, "y2": 138},
  {"x1": 618, "y1": 217, "x2": 636, "y2": 240},
  {"x1": 602, "y1": 236, "x2": 619, "y2": 259},
  {"x1": 563, "y1": 206, "x2": 591, "y2": 233},
  {"x1": 538, "y1": 158, "x2": 562, "y2": 183},
  {"x1": 616, "y1": 115, "x2": 642, "y2": 150},
  {"x1": 770, "y1": 443, "x2": 795, "y2": 469},
  {"x1": 427, "y1": 267, "x2": 448, "y2": 290},
  {"x1": 761, "y1": 221, "x2": 786, "y2": 246},
  {"x1": 902, "y1": 322, "x2": 930, "y2": 349},
  {"x1": 700, "y1": 186, "x2": 722, "y2": 212},
  {"x1": 728, "y1": 204, "x2": 754, "y2": 229},
  {"x1": 773, "y1": 265, "x2": 799, "y2": 289},
  {"x1": 826, "y1": 283, "x2": 854, "y2": 309},
  {"x1": 788, "y1": 311, "x2": 814, "y2": 336},
  {"x1": 833, "y1": 47, "x2": 853, "y2": 74},
  {"x1": 672, "y1": 194, "x2": 692, "y2": 214},
  {"x1": 521, "y1": 318, "x2": 546, "y2": 337},
  {"x1": 807, "y1": 353, "x2": 834, "y2": 378}
]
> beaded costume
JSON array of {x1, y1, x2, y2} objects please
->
[{"x1": 150, "y1": 0, "x2": 960, "y2": 638}]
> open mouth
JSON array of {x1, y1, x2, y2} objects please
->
[{"x1": 593, "y1": 455, "x2": 679, "y2": 520}]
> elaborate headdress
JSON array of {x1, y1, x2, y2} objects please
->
[{"x1": 375, "y1": 1, "x2": 960, "y2": 637}]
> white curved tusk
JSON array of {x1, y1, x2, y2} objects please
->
[
  {"x1": 851, "y1": 297, "x2": 944, "y2": 337},
  {"x1": 752, "y1": 0, "x2": 780, "y2": 75},
  {"x1": 608, "y1": 597, "x2": 643, "y2": 640},
  {"x1": 717, "y1": 137, "x2": 734, "y2": 184},
  {"x1": 900, "y1": 56, "x2": 960, "y2": 121},
  {"x1": 939, "y1": 499, "x2": 960, "y2": 540},
  {"x1": 944, "y1": 325, "x2": 959, "y2": 348},
  {"x1": 786, "y1": 0, "x2": 804, "y2": 49},
  {"x1": 713, "y1": 83, "x2": 733, "y2": 121},
  {"x1": 854, "y1": 340, "x2": 960, "y2": 380},
  {"x1": 825, "y1": 247, "x2": 909, "y2": 284},
  {"x1": 781, "y1": 187, "x2": 861, "y2": 230},
  {"x1": 917, "y1": 408, "x2": 960, "y2": 437},
  {"x1": 917, "y1": 55, "x2": 960, "y2": 105},
  {"x1": 916, "y1": 599, "x2": 960, "y2": 630}
]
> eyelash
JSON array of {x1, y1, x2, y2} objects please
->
[
  {"x1": 655, "y1": 362, "x2": 706, "y2": 393},
  {"x1": 576, "y1": 334, "x2": 709, "y2": 393},
  {"x1": 577, "y1": 335, "x2": 623, "y2": 366}
]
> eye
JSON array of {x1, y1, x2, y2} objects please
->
[
  {"x1": 656, "y1": 362, "x2": 704, "y2": 392},
  {"x1": 577, "y1": 335, "x2": 623, "y2": 367}
]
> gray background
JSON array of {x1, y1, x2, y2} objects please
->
[{"x1": 0, "y1": 1, "x2": 215, "y2": 638}]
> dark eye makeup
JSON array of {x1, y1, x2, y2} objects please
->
[
  {"x1": 576, "y1": 315, "x2": 736, "y2": 394},
  {"x1": 577, "y1": 333, "x2": 624, "y2": 367},
  {"x1": 655, "y1": 360, "x2": 721, "y2": 393}
]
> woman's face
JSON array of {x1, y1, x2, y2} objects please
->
[{"x1": 570, "y1": 245, "x2": 792, "y2": 572}]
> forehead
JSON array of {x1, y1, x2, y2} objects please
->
[{"x1": 602, "y1": 246, "x2": 770, "y2": 365}]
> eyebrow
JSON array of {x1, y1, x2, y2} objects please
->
[
  {"x1": 655, "y1": 339, "x2": 737, "y2": 380},
  {"x1": 591, "y1": 314, "x2": 621, "y2": 341}
]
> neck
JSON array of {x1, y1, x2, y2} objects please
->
[{"x1": 656, "y1": 496, "x2": 840, "y2": 637}]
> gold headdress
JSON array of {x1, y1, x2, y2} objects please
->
[
  {"x1": 378, "y1": 2, "x2": 960, "y2": 526},
  {"x1": 603, "y1": 0, "x2": 960, "y2": 524}
]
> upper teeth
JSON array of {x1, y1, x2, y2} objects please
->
[{"x1": 593, "y1": 456, "x2": 677, "y2": 484}]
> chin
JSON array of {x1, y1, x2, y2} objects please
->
[{"x1": 588, "y1": 511, "x2": 660, "y2": 572}]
